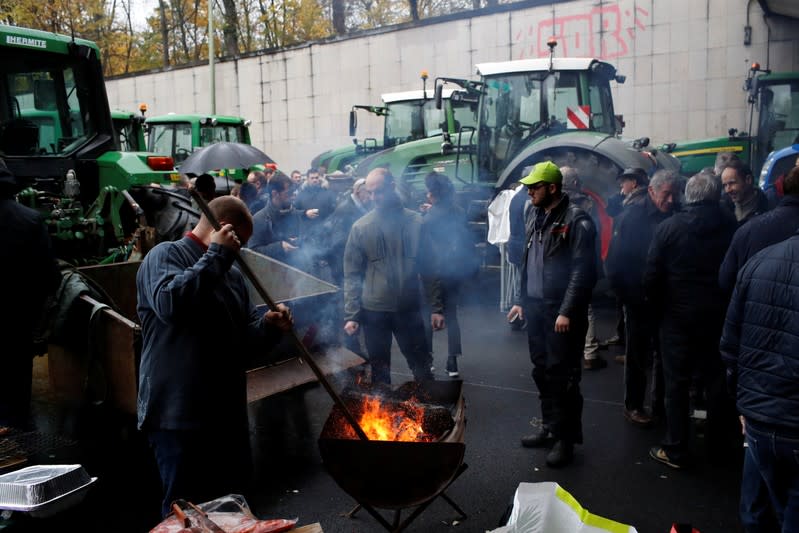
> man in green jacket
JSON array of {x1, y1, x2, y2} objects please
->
[{"x1": 343, "y1": 168, "x2": 442, "y2": 384}]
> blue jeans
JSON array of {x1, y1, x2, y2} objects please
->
[
  {"x1": 741, "y1": 445, "x2": 779, "y2": 532},
  {"x1": 745, "y1": 419, "x2": 799, "y2": 532}
]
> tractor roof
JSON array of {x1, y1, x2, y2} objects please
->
[
  {"x1": 476, "y1": 58, "x2": 601, "y2": 76},
  {"x1": 381, "y1": 88, "x2": 456, "y2": 103},
  {"x1": 0, "y1": 24, "x2": 99, "y2": 55},
  {"x1": 146, "y1": 113, "x2": 248, "y2": 125}
]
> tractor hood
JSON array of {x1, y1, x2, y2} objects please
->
[{"x1": 495, "y1": 131, "x2": 677, "y2": 191}]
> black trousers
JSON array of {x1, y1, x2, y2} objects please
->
[
  {"x1": 361, "y1": 309, "x2": 434, "y2": 384},
  {"x1": 659, "y1": 318, "x2": 735, "y2": 462},
  {"x1": 147, "y1": 425, "x2": 251, "y2": 518},
  {"x1": 423, "y1": 280, "x2": 463, "y2": 358},
  {"x1": 524, "y1": 298, "x2": 587, "y2": 444},
  {"x1": 623, "y1": 300, "x2": 663, "y2": 413},
  {"x1": 0, "y1": 353, "x2": 33, "y2": 429}
]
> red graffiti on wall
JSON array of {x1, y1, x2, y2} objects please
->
[{"x1": 515, "y1": 5, "x2": 649, "y2": 60}]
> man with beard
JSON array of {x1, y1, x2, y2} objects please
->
[
  {"x1": 605, "y1": 169, "x2": 681, "y2": 427},
  {"x1": 506, "y1": 162, "x2": 597, "y2": 468},
  {"x1": 343, "y1": 168, "x2": 442, "y2": 384},
  {"x1": 248, "y1": 174, "x2": 307, "y2": 269}
]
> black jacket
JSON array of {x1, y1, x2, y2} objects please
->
[
  {"x1": 643, "y1": 201, "x2": 737, "y2": 324},
  {"x1": 720, "y1": 233, "x2": 799, "y2": 431},
  {"x1": 0, "y1": 198, "x2": 61, "y2": 354},
  {"x1": 605, "y1": 194, "x2": 672, "y2": 303},
  {"x1": 512, "y1": 194, "x2": 597, "y2": 318},
  {"x1": 248, "y1": 201, "x2": 301, "y2": 261},
  {"x1": 718, "y1": 195, "x2": 799, "y2": 293},
  {"x1": 422, "y1": 201, "x2": 478, "y2": 282}
]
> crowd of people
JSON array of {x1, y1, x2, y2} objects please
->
[
  {"x1": 501, "y1": 154, "x2": 799, "y2": 532},
  {"x1": 3, "y1": 150, "x2": 798, "y2": 530}
]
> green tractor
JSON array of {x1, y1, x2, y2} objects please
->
[
  {"x1": 111, "y1": 105, "x2": 149, "y2": 152},
  {"x1": 355, "y1": 48, "x2": 679, "y2": 255},
  {"x1": 0, "y1": 24, "x2": 196, "y2": 264},
  {"x1": 663, "y1": 63, "x2": 799, "y2": 177},
  {"x1": 311, "y1": 83, "x2": 477, "y2": 174}
]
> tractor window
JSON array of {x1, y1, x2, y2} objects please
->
[
  {"x1": 149, "y1": 124, "x2": 175, "y2": 156},
  {"x1": 175, "y1": 124, "x2": 193, "y2": 162},
  {"x1": 114, "y1": 119, "x2": 135, "y2": 151},
  {"x1": 758, "y1": 82, "x2": 799, "y2": 154},
  {"x1": 384, "y1": 101, "x2": 438, "y2": 147},
  {"x1": 451, "y1": 98, "x2": 477, "y2": 133},
  {"x1": 201, "y1": 125, "x2": 245, "y2": 145},
  {"x1": 587, "y1": 71, "x2": 616, "y2": 135},
  {"x1": 3, "y1": 66, "x2": 93, "y2": 155},
  {"x1": 547, "y1": 72, "x2": 580, "y2": 126}
]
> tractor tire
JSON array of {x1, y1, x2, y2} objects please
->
[{"x1": 129, "y1": 187, "x2": 200, "y2": 244}]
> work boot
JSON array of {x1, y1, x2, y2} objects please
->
[
  {"x1": 521, "y1": 428, "x2": 553, "y2": 448},
  {"x1": 624, "y1": 408, "x2": 653, "y2": 428},
  {"x1": 583, "y1": 356, "x2": 607, "y2": 370},
  {"x1": 546, "y1": 440, "x2": 574, "y2": 468},
  {"x1": 446, "y1": 355, "x2": 459, "y2": 378}
]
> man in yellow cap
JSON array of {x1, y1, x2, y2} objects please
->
[{"x1": 506, "y1": 161, "x2": 597, "y2": 467}]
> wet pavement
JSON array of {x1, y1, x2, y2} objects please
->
[{"x1": 1, "y1": 271, "x2": 742, "y2": 532}]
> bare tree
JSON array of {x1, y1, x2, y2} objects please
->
[
  {"x1": 158, "y1": 0, "x2": 170, "y2": 66},
  {"x1": 332, "y1": 0, "x2": 346, "y2": 34},
  {"x1": 408, "y1": 0, "x2": 418, "y2": 20},
  {"x1": 220, "y1": 0, "x2": 239, "y2": 56}
]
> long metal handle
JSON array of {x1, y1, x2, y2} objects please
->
[{"x1": 190, "y1": 190, "x2": 369, "y2": 441}]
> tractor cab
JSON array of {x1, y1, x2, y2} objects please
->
[{"x1": 473, "y1": 58, "x2": 621, "y2": 182}]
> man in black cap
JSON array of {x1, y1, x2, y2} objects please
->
[{"x1": 0, "y1": 159, "x2": 61, "y2": 429}]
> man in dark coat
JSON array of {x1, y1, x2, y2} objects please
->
[
  {"x1": 421, "y1": 172, "x2": 477, "y2": 378},
  {"x1": 0, "y1": 160, "x2": 61, "y2": 429},
  {"x1": 294, "y1": 168, "x2": 337, "y2": 249},
  {"x1": 506, "y1": 162, "x2": 597, "y2": 468},
  {"x1": 644, "y1": 173, "x2": 737, "y2": 469},
  {"x1": 136, "y1": 196, "x2": 292, "y2": 517},
  {"x1": 719, "y1": 165, "x2": 799, "y2": 293},
  {"x1": 605, "y1": 169, "x2": 681, "y2": 427},
  {"x1": 720, "y1": 231, "x2": 799, "y2": 532},
  {"x1": 717, "y1": 165, "x2": 799, "y2": 532},
  {"x1": 248, "y1": 174, "x2": 307, "y2": 269},
  {"x1": 720, "y1": 159, "x2": 770, "y2": 226},
  {"x1": 322, "y1": 177, "x2": 372, "y2": 286}
]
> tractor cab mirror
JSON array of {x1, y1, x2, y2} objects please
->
[
  {"x1": 33, "y1": 79, "x2": 57, "y2": 111},
  {"x1": 615, "y1": 114, "x2": 625, "y2": 135},
  {"x1": 349, "y1": 110, "x2": 357, "y2": 137},
  {"x1": 434, "y1": 84, "x2": 444, "y2": 110}
]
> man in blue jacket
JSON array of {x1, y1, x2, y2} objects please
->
[
  {"x1": 721, "y1": 232, "x2": 799, "y2": 533},
  {"x1": 137, "y1": 195, "x2": 292, "y2": 517}
]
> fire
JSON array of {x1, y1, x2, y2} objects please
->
[{"x1": 339, "y1": 396, "x2": 433, "y2": 442}]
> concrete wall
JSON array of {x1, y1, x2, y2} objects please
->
[{"x1": 106, "y1": 0, "x2": 799, "y2": 172}]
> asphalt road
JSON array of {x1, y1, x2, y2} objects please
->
[{"x1": 2, "y1": 271, "x2": 742, "y2": 533}]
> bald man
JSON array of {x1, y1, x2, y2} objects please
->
[
  {"x1": 136, "y1": 196, "x2": 292, "y2": 517},
  {"x1": 343, "y1": 168, "x2": 442, "y2": 384}
]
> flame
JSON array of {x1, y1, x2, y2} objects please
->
[{"x1": 338, "y1": 396, "x2": 433, "y2": 442}]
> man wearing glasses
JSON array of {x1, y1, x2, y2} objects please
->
[{"x1": 506, "y1": 161, "x2": 597, "y2": 468}]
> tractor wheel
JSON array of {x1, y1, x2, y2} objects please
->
[{"x1": 129, "y1": 187, "x2": 200, "y2": 244}]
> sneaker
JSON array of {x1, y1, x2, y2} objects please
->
[
  {"x1": 604, "y1": 335, "x2": 624, "y2": 346},
  {"x1": 649, "y1": 446, "x2": 683, "y2": 469},
  {"x1": 614, "y1": 354, "x2": 626, "y2": 364},
  {"x1": 583, "y1": 356, "x2": 607, "y2": 370},
  {"x1": 446, "y1": 355, "x2": 459, "y2": 377},
  {"x1": 546, "y1": 440, "x2": 574, "y2": 468},
  {"x1": 521, "y1": 428, "x2": 554, "y2": 448},
  {"x1": 624, "y1": 408, "x2": 653, "y2": 428}
]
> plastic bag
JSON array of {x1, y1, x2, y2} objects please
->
[
  {"x1": 489, "y1": 482, "x2": 638, "y2": 533},
  {"x1": 150, "y1": 494, "x2": 298, "y2": 533}
]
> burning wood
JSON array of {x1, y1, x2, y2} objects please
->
[{"x1": 324, "y1": 387, "x2": 456, "y2": 442}]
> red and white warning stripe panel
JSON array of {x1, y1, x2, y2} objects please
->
[{"x1": 566, "y1": 105, "x2": 590, "y2": 129}]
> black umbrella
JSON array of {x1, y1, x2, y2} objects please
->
[{"x1": 178, "y1": 142, "x2": 275, "y2": 176}]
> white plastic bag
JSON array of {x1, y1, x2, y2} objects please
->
[{"x1": 488, "y1": 482, "x2": 638, "y2": 533}]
